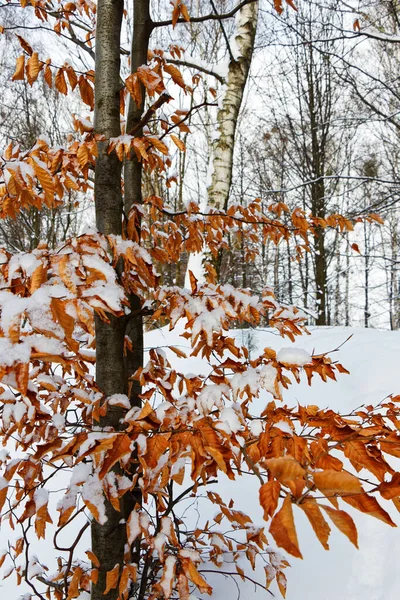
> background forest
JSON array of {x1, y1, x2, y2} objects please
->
[{"x1": 1, "y1": 0, "x2": 400, "y2": 329}]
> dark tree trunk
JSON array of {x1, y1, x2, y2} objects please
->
[
  {"x1": 92, "y1": 1, "x2": 130, "y2": 598},
  {"x1": 92, "y1": 1, "x2": 153, "y2": 597}
]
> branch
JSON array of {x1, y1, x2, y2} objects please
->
[
  {"x1": 127, "y1": 92, "x2": 173, "y2": 136},
  {"x1": 209, "y1": 0, "x2": 235, "y2": 62},
  {"x1": 152, "y1": 0, "x2": 256, "y2": 28},
  {"x1": 166, "y1": 57, "x2": 225, "y2": 83}
]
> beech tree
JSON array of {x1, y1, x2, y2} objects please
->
[{"x1": 1, "y1": 1, "x2": 400, "y2": 600}]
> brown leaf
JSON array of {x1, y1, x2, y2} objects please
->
[
  {"x1": 171, "y1": 133, "x2": 186, "y2": 151},
  {"x1": 27, "y1": 52, "x2": 41, "y2": 85},
  {"x1": 313, "y1": 469, "x2": 362, "y2": 496},
  {"x1": 12, "y1": 55, "x2": 25, "y2": 81},
  {"x1": 343, "y1": 493, "x2": 396, "y2": 526},
  {"x1": 99, "y1": 434, "x2": 132, "y2": 479},
  {"x1": 16, "y1": 35, "x2": 33, "y2": 55},
  {"x1": 321, "y1": 505, "x2": 358, "y2": 548},
  {"x1": 78, "y1": 75, "x2": 94, "y2": 108},
  {"x1": 299, "y1": 499, "x2": 330, "y2": 550},
  {"x1": 378, "y1": 472, "x2": 400, "y2": 500},
  {"x1": 259, "y1": 480, "x2": 281, "y2": 520},
  {"x1": 55, "y1": 68, "x2": 68, "y2": 95},
  {"x1": 104, "y1": 564, "x2": 120, "y2": 595},
  {"x1": 269, "y1": 495, "x2": 302, "y2": 558},
  {"x1": 265, "y1": 456, "x2": 305, "y2": 485}
]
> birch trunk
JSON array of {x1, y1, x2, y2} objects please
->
[
  {"x1": 208, "y1": 1, "x2": 258, "y2": 211},
  {"x1": 185, "y1": 1, "x2": 258, "y2": 285}
]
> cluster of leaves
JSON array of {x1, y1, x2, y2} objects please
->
[{"x1": 1, "y1": 229, "x2": 400, "y2": 598}]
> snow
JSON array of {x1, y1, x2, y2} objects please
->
[
  {"x1": 160, "y1": 555, "x2": 176, "y2": 598},
  {"x1": 2, "y1": 326, "x2": 400, "y2": 599},
  {"x1": 108, "y1": 394, "x2": 130, "y2": 410},
  {"x1": 277, "y1": 347, "x2": 312, "y2": 366},
  {"x1": 142, "y1": 325, "x2": 400, "y2": 600},
  {"x1": 33, "y1": 488, "x2": 48, "y2": 510},
  {"x1": 81, "y1": 474, "x2": 107, "y2": 525}
]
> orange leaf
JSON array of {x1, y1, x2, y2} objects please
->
[
  {"x1": 12, "y1": 55, "x2": 25, "y2": 81},
  {"x1": 79, "y1": 75, "x2": 94, "y2": 108},
  {"x1": 30, "y1": 263, "x2": 46, "y2": 293},
  {"x1": 343, "y1": 493, "x2": 396, "y2": 526},
  {"x1": 321, "y1": 504, "x2": 358, "y2": 548},
  {"x1": 35, "y1": 501, "x2": 52, "y2": 539},
  {"x1": 299, "y1": 499, "x2": 330, "y2": 550},
  {"x1": 378, "y1": 472, "x2": 400, "y2": 500},
  {"x1": 169, "y1": 345, "x2": 187, "y2": 358},
  {"x1": 55, "y1": 68, "x2": 68, "y2": 95},
  {"x1": 144, "y1": 433, "x2": 170, "y2": 468},
  {"x1": 269, "y1": 495, "x2": 302, "y2": 558},
  {"x1": 65, "y1": 65, "x2": 78, "y2": 90},
  {"x1": 276, "y1": 570, "x2": 287, "y2": 598},
  {"x1": 170, "y1": 134, "x2": 186, "y2": 151},
  {"x1": 313, "y1": 469, "x2": 362, "y2": 496},
  {"x1": 15, "y1": 362, "x2": 29, "y2": 395},
  {"x1": 0, "y1": 484, "x2": 8, "y2": 512},
  {"x1": 67, "y1": 566, "x2": 83, "y2": 600},
  {"x1": 259, "y1": 480, "x2": 281, "y2": 520},
  {"x1": 86, "y1": 550, "x2": 100, "y2": 568},
  {"x1": 104, "y1": 564, "x2": 120, "y2": 595},
  {"x1": 286, "y1": 0, "x2": 298, "y2": 11},
  {"x1": 265, "y1": 456, "x2": 305, "y2": 485},
  {"x1": 44, "y1": 60, "x2": 52, "y2": 87},
  {"x1": 125, "y1": 73, "x2": 142, "y2": 108},
  {"x1": 147, "y1": 136, "x2": 169, "y2": 155},
  {"x1": 188, "y1": 270, "x2": 197, "y2": 294},
  {"x1": 33, "y1": 160, "x2": 55, "y2": 199},
  {"x1": 27, "y1": 52, "x2": 41, "y2": 85},
  {"x1": 51, "y1": 298, "x2": 74, "y2": 340},
  {"x1": 183, "y1": 559, "x2": 212, "y2": 595},
  {"x1": 99, "y1": 434, "x2": 132, "y2": 479},
  {"x1": 164, "y1": 63, "x2": 186, "y2": 89}
]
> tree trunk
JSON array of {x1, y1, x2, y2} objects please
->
[
  {"x1": 92, "y1": 1, "x2": 127, "y2": 598},
  {"x1": 208, "y1": 2, "x2": 258, "y2": 211},
  {"x1": 186, "y1": 0, "x2": 258, "y2": 283}
]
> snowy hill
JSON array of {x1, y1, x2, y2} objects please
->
[
  {"x1": 2, "y1": 326, "x2": 400, "y2": 599},
  {"x1": 145, "y1": 325, "x2": 400, "y2": 600}
]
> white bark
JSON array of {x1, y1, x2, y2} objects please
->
[
  {"x1": 185, "y1": 1, "x2": 258, "y2": 286},
  {"x1": 208, "y1": 0, "x2": 258, "y2": 211}
]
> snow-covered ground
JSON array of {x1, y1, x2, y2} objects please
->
[
  {"x1": 146, "y1": 325, "x2": 400, "y2": 600},
  {"x1": 2, "y1": 326, "x2": 400, "y2": 599}
]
